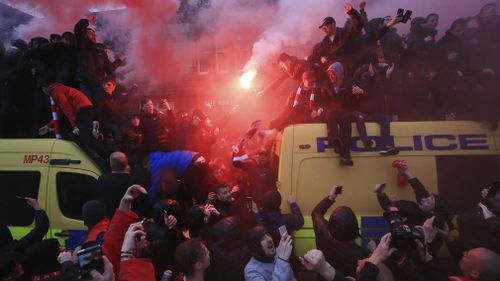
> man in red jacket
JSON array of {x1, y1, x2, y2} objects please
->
[{"x1": 39, "y1": 82, "x2": 110, "y2": 157}]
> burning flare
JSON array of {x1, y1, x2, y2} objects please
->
[{"x1": 240, "y1": 70, "x2": 257, "y2": 89}]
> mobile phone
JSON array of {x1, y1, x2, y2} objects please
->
[
  {"x1": 334, "y1": 186, "x2": 343, "y2": 195},
  {"x1": 245, "y1": 196, "x2": 253, "y2": 209},
  {"x1": 278, "y1": 225, "x2": 288, "y2": 237},
  {"x1": 77, "y1": 245, "x2": 104, "y2": 279}
]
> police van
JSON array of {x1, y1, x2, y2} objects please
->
[
  {"x1": 0, "y1": 138, "x2": 103, "y2": 249},
  {"x1": 277, "y1": 121, "x2": 500, "y2": 255}
]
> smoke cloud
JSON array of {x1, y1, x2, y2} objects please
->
[{"x1": 2, "y1": 0, "x2": 498, "y2": 86}]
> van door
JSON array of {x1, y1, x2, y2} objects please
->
[
  {"x1": 46, "y1": 167, "x2": 99, "y2": 249},
  {"x1": 0, "y1": 168, "x2": 49, "y2": 240}
]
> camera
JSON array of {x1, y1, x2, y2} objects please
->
[
  {"x1": 383, "y1": 207, "x2": 424, "y2": 259},
  {"x1": 433, "y1": 213, "x2": 452, "y2": 229},
  {"x1": 77, "y1": 245, "x2": 104, "y2": 279},
  {"x1": 397, "y1": 8, "x2": 413, "y2": 24}
]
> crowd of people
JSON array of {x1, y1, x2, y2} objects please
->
[
  {"x1": 1, "y1": 1, "x2": 500, "y2": 281},
  {"x1": 258, "y1": 1, "x2": 500, "y2": 165}
]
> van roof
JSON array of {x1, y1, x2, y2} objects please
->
[{"x1": 0, "y1": 138, "x2": 57, "y2": 153}]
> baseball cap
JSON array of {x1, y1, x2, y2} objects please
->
[{"x1": 319, "y1": 16, "x2": 336, "y2": 28}]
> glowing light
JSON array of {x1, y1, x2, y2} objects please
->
[{"x1": 240, "y1": 70, "x2": 257, "y2": 89}]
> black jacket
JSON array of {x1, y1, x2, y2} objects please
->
[
  {"x1": 94, "y1": 91, "x2": 120, "y2": 122},
  {"x1": 458, "y1": 205, "x2": 500, "y2": 255},
  {"x1": 74, "y1": 19, "x2": 122, "y2": 90},
  {"x1": 312, "y1": 197, "x2": 370, "y2": 277},
  {"x1": 141, "y1": 111, "x2": 176, "y2": 153},
  {"x1": 121, "y1": 125, "x2": 143, "y2": 154},
  {"x1": 308, "y1": 9, "x2": 364, "y2": 70},
  {"x1": 232, "y1": 159, "x2": 277, "y2": 206},
  {"x1": 27, "y1": 42, "x2": 76, "y2": 86},
  {"x1": 0, "y1": 210, "x2": 49, "y2": 254},
  {"x1": 95, "y1": 173, "x2": 148, "y2": 218},
  {"x1": 261, "y1": 202, "x2": 304, "y2": 246}
]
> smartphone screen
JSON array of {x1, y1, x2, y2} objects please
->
[
  {"x1": 245, "y1": 196, "x2": 253, "y2": 209},
  {"x1": 278, "y1": 225, "x2": 288, "y2": 237},
  {"x1": 77, "y1": 245, "x2": 104, "y2": 278}
]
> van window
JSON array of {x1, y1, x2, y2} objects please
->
[
  {"x1": 0, "y1": 171, "x2": 41, "y2": 226},
  {"x1": 56, "y1": 172, "x2": 97, "y2": 220}
]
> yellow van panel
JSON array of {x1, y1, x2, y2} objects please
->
[{"x1": 0, "y1": 139, "x2": 55, "y2": 167}]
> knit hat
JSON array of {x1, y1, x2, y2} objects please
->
[
  {"x1": 262, "y1": 190, "x2": 281, "y2": 211},
  {"x1": 328, "y1": 206, "x2": 360, "y2": 242},
  {"x1": 211, "y1": 216, "x2": 241, "y2": 249},
  {"x1": 82, "y1": 200, "x2": 107, "y2": 228}
]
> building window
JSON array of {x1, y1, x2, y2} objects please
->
[
  {"x1": 197, "y1": 49, "x2": 211, "y2": 75},
  {"x1": 0, "y1": 171, "x2": 41, "y2": 226},
  {"x1": 56, "y1": 172, "x2": 97, "y2": 220},
  {"x1": 215, "y1": 43, "x2": 232, "y2": 73}
]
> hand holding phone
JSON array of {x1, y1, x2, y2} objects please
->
[
  {"x1": 77, "y1": 245, "x2": 104, "y2": 279},
  {"x1": 278, "y1": 225, "x2": 288, "y2": 237},
  {"x1": 334, "y1": 186, "x2": 343, "y2": 195},
  {"x1": 329, "y1": 185, "x2": 342, "y2": 201}
]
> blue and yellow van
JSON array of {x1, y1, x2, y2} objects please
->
[{"x1": 277, "y1": 121, "x2": 500, "y2": 255}]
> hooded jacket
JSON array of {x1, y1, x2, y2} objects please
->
[
  {"x1": 47, "y1": 83, "x2": 93, "y2": 127},
  {"x1": 244, "y1": 227, "x2": 296, "y2": 281},
  {"x1": 261, "y1": 191, "x2": 304, "y2": 246},
  {"x1": 311, "y1": 196, "x2": 369, "y2": 277}
]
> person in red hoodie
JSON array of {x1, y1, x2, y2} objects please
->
[
  {"x1": 117, "y1": 221, "x2": 156, "y2": 281},
  {"x1": 38, "y1": 82, "x2": 110, "y2": 157},
  {"x1": 101, "y1": 184, "x2": 148, "y2": 277}
]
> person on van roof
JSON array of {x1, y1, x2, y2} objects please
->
[
  {"x1": 324, "y1": 62, "x2": 355, "y2": 166},
  {"x1": 312, "y1": 186, "x2": 370, "y2": 277},
  {"x1": 261, "y1": 70, "x2": 325, "y2": 137},
  {"x1": 39, "y1": 83, "x2": 112, "y2": 158}
]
